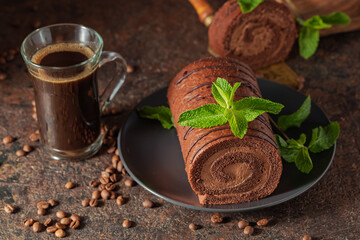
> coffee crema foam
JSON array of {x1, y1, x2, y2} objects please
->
[{"x1": 31, "y1": 43, "x2": 97, "y2": 83}]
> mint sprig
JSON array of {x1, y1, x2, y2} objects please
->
[
  {"x1": 277, "y1": 96, "x2": 311, "y2": 131},
  {"x1": 237, "y1": 0, "x2": 264, "y2": 14},
  {"x1": 138, "y1": 106, "x2": 174, "y2": 129},
  {"x1": 297, "y1": 12, "x2": 350, "y2": 59},
  {"x1": 178, "y1": 78, "x2": 284, "y2": 138},
  {"x1": 275, "y1": 121, "x2": 339, "y2": 174}
]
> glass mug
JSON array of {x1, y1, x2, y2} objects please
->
[{"x1": 21, "y1": 23, "x2": 127, "y2": 160}]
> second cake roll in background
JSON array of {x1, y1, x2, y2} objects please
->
[{"x1": 167, "y1": 57, "x2": 282, "y2": 205}]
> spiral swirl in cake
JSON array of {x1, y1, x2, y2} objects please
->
[
  {"x1": 208, "y1": 0, "x2": 297, "y2": 70},
  {"x1": 167, "y1": 57, "x2": 282, "y2": 205}
]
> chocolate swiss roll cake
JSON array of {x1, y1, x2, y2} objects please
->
[
  {"x1": 167, "y1": 57, "x2": 282, "y2": 205},
  {"x1": 208, "y1": 0, "x2": 297, "y2": 70}
]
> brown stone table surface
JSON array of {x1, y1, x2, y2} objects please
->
[{"x1": 0, "y1": 0, "x2": 359, "y2": 239}]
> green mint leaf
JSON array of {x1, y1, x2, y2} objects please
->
[
  {"x1": 275, "y1": 134, "x2": 301, "y2": 163},
  {"x1": 233, "y1": 97, "x2": 284, "y2": 122},
  {"x1": 303, "y1": 16, "x2": 332, "y2": 29},
  {"x1": 295, "y1": 147, "x2": 313, "y2": 174},
  {"x1": 229, "y1": 82, "x2": 241, "y2": 106},
  {"x1": 224, "y1": 108, "x2": 248, "y2": 138},
  {"x1": 138, "y1": 106, "x2": 174, "y2": 129},
  {"x1": 277, "y1": 96, "x2": 311, "y2": 131},
  {"x1": 178, "y1": 104, "x2": 227, "y2": 128},
  {"x1": 298, "y1": 26, "x2": 320, "y2": 59},
  {"x1": 296, "y1": 133, "x2": 307, "y2": 145},
  {"x1": 237, "y1": 0, "x2": 264, "y2": 13},
  {"x1": 308, "y1": 121, "x2": 340, "y2": 153},
  {"x1": 320, "y1": 12, "x2": 351, "y2": 25},
  {"x1": 212, "y1": 78, "x2": 233, "y2": 108}
]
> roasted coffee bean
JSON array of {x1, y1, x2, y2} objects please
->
[
  {"x1": 37, "y1": 208, "x2": 46, "y2": 216},
  {"x1": 121, "y1": 168, "x2": 127, "y2": 175},
  {"x1": 126, "y1": 65, "x2": 134, "y2": 73},
  {"x1": 2, "y1": 136, "x2": 14, "y2": 144},
  {"x1": 22, "y1": 144, "x2": 32, "y2": 153},
  {"x1": 124, "y1": 179, "x2": 134, "y2": 187},
  {"x1": 8, "y1": 49, "x2": 16, "y2": 55},
  {"x1": 110, "y1": 173, "x2": 119, "y2": 183},
  {"x1": 55, "y1": 229, "x2": 66, "y2": 238},
  {"x1": 116, "y1": 161, "x2": 124, "y2": 172},
  {"x1": 29, "y1": 133, "x2": 40, "y2": 142},
  {"x1": 92, "y1": 190, "x2": 101, "y2": 199},
  {"x1": 105, "y1": 183, "x2": 116, "y2": 191},
  {"x1": 4, "y1": 203, "x2": 15, "y2": 214},
  {"x1": 142, "y1": 200, "x2": 154, "y2": 208},
  {"x1": 0, "y1": 57, "x2": 6, "y2": 65},
  {"x1": 0, "y1": 73, "x2": 7, "y2": 80},
  {"x1": 303, "y1": 235, "x2": 312, "y2": 240},
  {"x1": 70, "y1": 214, "x2": 80, "y2": 222},
  {"x1": 257, "y1": 218, "x2": 269, "y2": 226},
  {"x1": 44, "y1": 218, "x2": 52, "y2": 227},
  {"x1": 65, "y1": 182, "x2": 75, "y2": 189},
  {"x1": 16, "y1": 149, "x2": 25, "y2": 157},
  {"x1": 98, "y1": 184, "x2": 105, "y2": 191},
  {"x1": 110, "y1": 191, "x2": 117, "y2": 199},
  {"x1": 37, "y1": 201, "x2": 49, "y2": 209},
  {"x1": 60, "y1": 217, "x2": 72, "y2": 225},
  {"x1": 105, "y1": 166, "x2": 116, "y2": 174},
  {"x1": 55, "y1": 222, "x2": 66, "y2": 229},
  {"x1": 115, "y1": 149, "x2": 119, "y2": 156},
  {"x1": 101, "y1": 190, "x2": 110, "y2": 200},
  {"x1": 31, "y1": 100, "x2": 36, "y2": 106},
  {"x1": 116, "y1": 196, "x2": 125, "y2": 205},
  {"x1": 189, "y1": 223, "x2": 198, "y2": 231},
  {"x1": 112, "y1": 155, "x2": 120, "y2": 168},
  {"x1": 101, "y1": 171, "x2": 110, "y2": 178},
  {"x1": 211, "y1": 213, "x2": 223, "y2": 224},
  {"x1": 122, "y1": 219, "x2": 132, "y2": 228},
  {"x1": 24, "y1": 218, "x2": 35, "y2": 227},
  {"x1": 89, "y1": 199, "x2": 98, "y2": 207},
  {"x1": 32, "y1": 222, "x2": 42, "y2": 232},
  {"x1": 89, "y1": 180, "x2": 99, "y2": 188},
  {"x1": 32, "y1": 113, "x2": 37, "y2": 121},
  {"x1": 244, "y1": 226, "x2": 254, "y2": 235},
  {"x1": 6, "y1": 54, "x2": 15, "y2": 61},
  {"x1": 56, "y1": 211, "x2": 66, "y2": 219},
  {"x1": 82, "y1": 198, "x2": 90, "y2": 207},
  {"x1": 238, "y1": 220, "x2": 249, "y2": 229},
  {"x1": 70, "y1": 220, "x2": 80, "y2": 229},
  {"x1": 48, "y1": 199, "x2": 57, "y2": 207},
  {"x1": 100, "y1": 177, "x2": 110, "y2": 185},
  {"x1": 46, "y1": 226, "x2": 57, "y2": 233},
  {"x1": 107, "y1": 146, "x2": 116, "y2": 154}
]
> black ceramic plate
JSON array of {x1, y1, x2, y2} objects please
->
[{"x1": 117, "y1": 79, "x2": 336, "y2": 212}]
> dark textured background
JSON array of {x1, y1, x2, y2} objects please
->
[{"x1": 0, "y1": 0, "x2": 359, "y2": 239}]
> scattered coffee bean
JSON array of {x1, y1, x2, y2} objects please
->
[
  {"x1": 37, "y1": 207, "x2": 46, "y2": 216},
  {"x1": 115, "y1": 149, "x2": 119, "y2": 156},
  {"x1": 110, "y1": 191, "x2": 117, "y2": 199},
  {"x1": 23, "y1": 144, "x2": 32, "y2": 153},
  {"x1": 65, "y1": 182, "x2": 75, "y2": 189},
  {"x1": 31, "y1": 100, "x2": 36, "y2": 106},
  {"x1": 8, "y1": 49, "x2": 16, "y2": 55},
  {"x1": 126, "y1": 64, "x2": 134, "y2": 73},
  {"x1": 116, "y1": 196, "x2": 125, "y2": 205},
  {"x1": 100, "y1": 177, "x2": 110, "y2": 185},
  {"x1": 70, "y1": 220, "x2": 80, "y2": 229},
  {"x1": 44, "y1": 218, "x2": 52, "y2": 227},
  {"x1": 142, "y1": 200, "x2": 154, "y2": 208},
  {"x1": 0, "y1": 57, "x2": 6, "y2": 65},
  {"x1": 101, "y1": 190, "x2": 110, "y2": 200},
  {"x1": 244, "y1": 226, "x2": 254, "y2": 235},
  {"x1": 89, "y1": 180, "x2": 99, "y2": 188},
  {"x1": 32, "y1": 113, "x2": 38, "y2": 121},
  {"x1": 189, "y1": 223, "x2": 198, "y2": 231},
  {"x1": 55, "y1": 222, "x2": 66, "y2": 229},
  {"x1": 56, "y1": 211, "x2": 66, "y2": 219},
  {"x1": 16, "y1": 149, "x2": 25, "y2": 157},
  {"x1": 122, "y1": 219, "x2": 132, "y2": 228},
  {"x1": 107, "y1": 146, "x2": 116, "y2": 154},
  {"x1": 116, "y1": 161, "x2": 124, "y2": 172},
  {"x1": 257, "y1": 218, "x2": 269, "y2": 226},
  {"x1": 55, "y1": 228, "x2": 66, "y2": 238},
  {"x1": 92, "y1": 190, "x2": 101, "y2": 199},
  {"x1": 29, "y1": 133, "x2": 40, "y2": 142},
  {"x1": 6, "y1": 54, "x2": 14, "y2": 61},
  {"x1": 32, "y1": 222, "x2": 42, "y2": 232},
  {"x1": 124, "y1": 179, "x2": 134, "y2": 187},
  {"x1": 121, "y1": 168, "x2": 127, "y2": 175},
  {"x1": 60, "y1": 217, "x2": 72, "y2": 225},
  {"x1": 82, "y1": 198, "x2": 90, "y2": 207},
  {"x1": 238, "y1": 220, "x2": 249, "y2": 229},
  {"x1": 4, "y1": 204, "x2": 15, "y2": 214},
  {"x1": 24, "y1": 218, "x2": 35, "y2": 227},
  {"x1": 101, "y1": 171, "x2": 110, "y2": 178},
  {"x1": 105, "y1": 166, "x2": 116, "y2": 174},
  {"x1": 37, "y1": 201, "x2": 49, "y2": 209},
  {"x1": 48, "y1": 199, "x2": 57, "y2": 207},
  {"x1": 0, "y1": 73, "x2": 7, "y2": 81},
  {"x1": 46, "y1": 226, "x2": 57, "y2": 233},
  {"x1": 70, "y1": 214, "x2": 80, "y2": 222},
  {"x1": 2, "y1": 136, "x2": 14, "y2": 144},
  {"x1": 303, "y1": 235, "x2": 312, "y2": 240},
  {"x1": 105, "y1": 183, "x2": 116, "y2": 191},
  {"x1": 112, "y1": 155, "x2": 120, "y2": 167},
  {"x1": 211, "y1": 213, "x2": 223, "y2": 224},
  {"x1": 98, "y1": 184, "x2": 105, "y2": 191},
  {"x1": 89, "y1": 199, "x2": 98, "y2": 207},
  {"x1": 110, "y1": 173, "x2": 119, "y2": 183}
]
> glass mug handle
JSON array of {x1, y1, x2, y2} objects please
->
[{"x1": 98, "y1": 51, "x2": 127, "y2": 113}]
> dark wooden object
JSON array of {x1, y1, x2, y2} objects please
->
[{"x1": 0, "y1": 0, "x2": 359, "y2": 239}]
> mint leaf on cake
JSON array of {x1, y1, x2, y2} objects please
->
[{"x1": 237, "y1": 0, "x2": 264, "y2": 13}]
